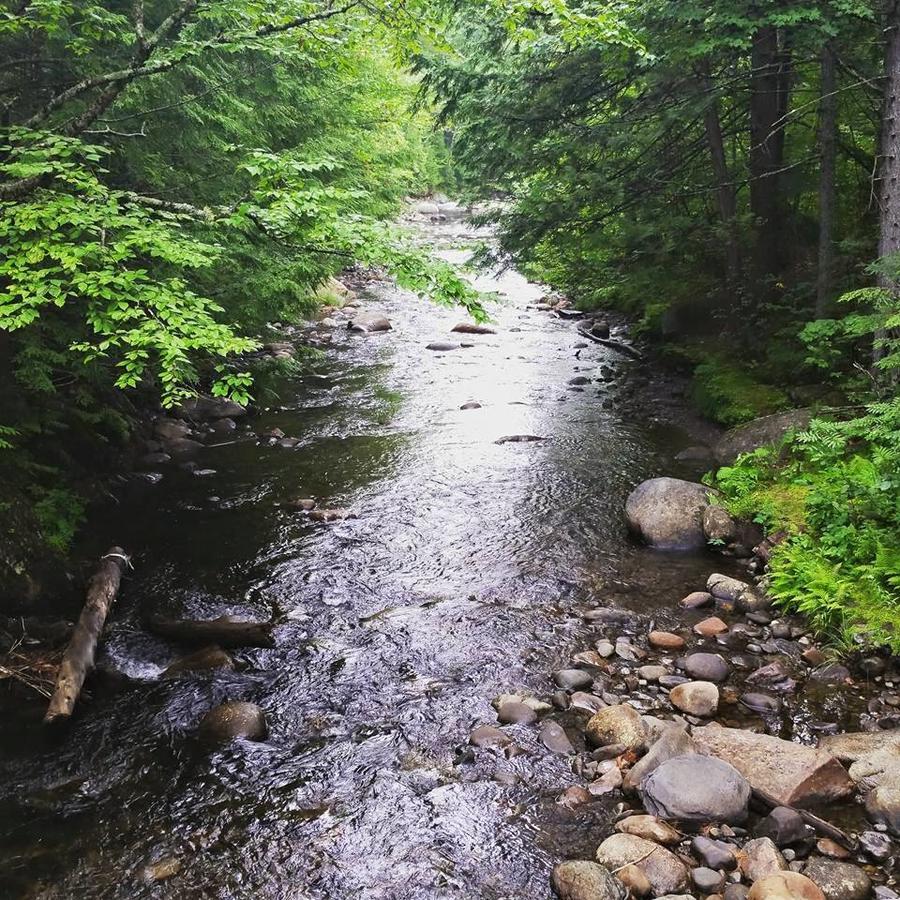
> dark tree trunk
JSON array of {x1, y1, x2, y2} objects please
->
[
  {"x1": 700, "y1": 67, "x2": 742, "y2": 289},
  {"x1": 749, "y1": 25, "x2": 792, "y2": 281},
  {"x1": 817, "y1": 40, "x2": 838, "y2": 318},
  {"x1": 876, "y1": 2, "x2": 900, "y2": 368}
]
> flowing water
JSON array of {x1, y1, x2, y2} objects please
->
[{"x1": 1, "y1": 205, "x2": 749, "y2": 899}]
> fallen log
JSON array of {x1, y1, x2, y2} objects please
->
[
  {"x1": 750, "y1": 786, "x2": 857, "y2": 851},
  {"x1": 44, "y1": 547, "x2": 129, "y2": 725},
  {"x1": 145, "y1": 614, "x2": 275, "y2": 648},
  {"x1": 576, "y1": 327, "x2": 642, "y2": 360}
]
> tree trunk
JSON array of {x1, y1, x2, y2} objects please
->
[
  {"x1": 145, "y1": 615, "x2": 275, "y2": 648},
  {"x1": 817, "y1": 40, "x2": 838, "y2": 318},
  {"x1": 44, "y1": 548, "x2": 128, "y2": 725},
  {"x1": 876, "y1": 1, "x2": 900, "y2": 368},
  {"x1": 700, "y1": 66, "x2": 742, "y2": 289},
  {"x1": 749, "y1": 24, "x2": 792, "y2": 281}
]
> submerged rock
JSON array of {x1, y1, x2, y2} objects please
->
[
  {"x1": 452, "y1": 322, "x2": 497, "y2": 335},
  {"x1": 198, "y1": 701, "x2": 267, "y2": 743},
  {"x1": 426, "y1": 341, "x2": 460, "y2": 352},
  {"x1": 164, "y1": 645, "x2": 234, "y2": 677},
  {"x1": 625, "y1": 477, "x2": 715, "y2": 550},
  {"x1": 683, "y1": 652, "x2": 730, "y2": 683}
]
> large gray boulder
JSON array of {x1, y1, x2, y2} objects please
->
[
  {"x1": 640, "y1": 755, "x2": 751, "y2": 824},
  {"x1": 714, "y1": 409, "x2": 812, "y2": 465},
  {"x1": 692, "y1": 724, "x2": 853, "y2": 807},
  {"x1": 625, "y1": 478, "x2": 716, "y2": 550},
  {"x1": 802, "y1": 859, "x2": 871, "y2": 900}
]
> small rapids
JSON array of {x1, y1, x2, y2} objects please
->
[{"x1": 1, "y1": 205, "x2": 745, "y2": 899}]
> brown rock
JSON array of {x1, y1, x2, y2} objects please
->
[
  {"x1": 616, "y1": 863, "x2": 652, "y2": 897},
  {"x1": 739, "y1": 837, "x2": 788, "y2": 883},
  {"x1": 615, "y1": 814, "x2": 681, "y2": 846},
  {"x1": 649, "y1": 630, "x2": 686, "y2": 651},
  {"x1": 595, "y1": 834, "x2": 688, "y2": 896},
  {"x1": 692, "y1": 724, "x2": 854, "y2": 807},
  {"x1": 747, "y1": 872, "x2": 825, "y2": 900},
  {"x1": 695, "y1": 616, "x2": 729, "y2": 637},
  {"x1": 585, "y1": 704, "x2": 646, "y2": 751},
  {"x1": 164, "y1": 645, "x2": 234, "y2": 677},
  {"x1": 198, "y1": 701, "x2": 267, "y2": 743},
  {"x1": 681, "y1": 591, "x2": 715, "y2": 609}
]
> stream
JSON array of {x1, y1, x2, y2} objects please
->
[{"x1": 2, "y1": 204, "x2": 751, "y2": 899}]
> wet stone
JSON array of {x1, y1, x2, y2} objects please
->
[
  {"x1": 198, "y1": 701, "x2": 267, "y2": 744},
  {"x1": 814, "y1": 838, "x2": 849, "y2": 860},
  {"x1": 683, "y1": 652, "x2": 730, "y2": 682},
  {"x1": 649, "y1": 631, "x2": 686, "y2": 651},
  {"x1": 570, "y1": 692, "x2": 607, "y2": 714},
  {"x1": 470, "y1": 725, "x2": 512, "y2": 750},
  {"x1": 595, "y1": 639, "x2": 615, "y2": 658},
  {"x1": 585, "y1": 704, "x2": 646, "y2": 751},
  {"x1": 637, "y1": 665, "x2": 669, "y2": 683},
  {"x1": 497, "y1": 700, "x2": 538, "y2": 725},
  {"x1": 681, "y1": 591, "x2": 715, "y2": 609},
  {"x1": 669, "y1": 681, "x2": 719, "y2": 717},
  {"x1": 755, "y1": 807, "x2": 810, "y2": 847},
  {"x1": 554, "y1": 669, "x2": 594, "y2": 692},
  {"x1": 741, "y1": 692, "x2": 782, "y2": 714},
  {"x1": 541, "y1": 721, "x2": 575, "y2": 755},
  {"x1": 695, "y1": 616, "x2": 729, "y2": 637},
  {"x1": 740, "y1": 837, "x2": 788, "y2": 883},
  {"x1": 747, "y1": 872, "x2": 824, "y2": 900}
]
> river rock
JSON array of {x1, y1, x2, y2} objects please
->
[
  {"x1": 349, "y1": 311, "x2": 392, "y2": 333},
  {"x1": 692, "y1": 724, "x2": 854, "y2": 807},
  {"x1": 542, "y1": 721, "x2": 575, "y2": 754},
  {"x1": 426, "y1": 341, "x2": 460, "y2": 351},
  {"x1": 684, "y1": 652, "x2": 730, "y2": 682},
  {"x1": 164, "y1": 645, "x2": 234, "y2": 677},
  {"x1": 670, "y1": 681, "x2": 719, "y2": 717},
  {"x1": 755, "y1": 807, "x2": 810, "y2": 847},
  {"x1": 624, "y1": 723, "x2": 696, "y2": 791},
  {"x1": 704, "y1": 506, "x2": 737, "y2": 543},
  {"x1": 859, "y1": 830, "x2": 893, "y2": 860},
  {"x1": 693, "y1": 835, "x2": 737, "y2": 870},
  {"x1": 865, "y1": 780, "x2": 900, "y2": 834},
  {"x1": 154, "y1": 417, "x2": 191, "y2": 441},
  {"x1": 649, "y1": 631, "x2": 686, "y2": 651},
  {"x1": 585, "y1": 704, "x2": 646, "y2": 750},
  {"x1": 497, "y1": 700, "x2": 539, "y2": 725},
  {"x1": 470, "y1": 724, "x2": 512, "y2": 750},
  {"x1": 714, "y1": 409, "x2": 813, "y2": 465},
  {"x1": 460, "y1": 401, "x2": 482, "y2": 410},
  {"x1": 616, "y1": 815, "x2": 682, "y2": 845},
  {"x1": 819, "y1": 728, "x2": 900, "y2": 762},
  {"x1": 708, "y1": 573, "x2": 752, "y2": 603},
  {"x1": 641, "y1": 754, "x2": 750, "y2": 823},
  {"x1": 550, "y1": 860, "x2": 626, "y2": 900},
  {"x1": 616, "y1": 864, "x2": 652, "y2": 898},
  {"x1": 741, "y1": 692, "x2": 782, "y2": 715},
  {"x1": 681, "y1": 591, "x2": 715, "y2": 609},
  {"x1": 748, "y1": 873, "x2": 824, "y2": 900},
  {"x1": 452, "y1": 322, "x2": 497, "y2": 335},
  {"x1": 638, "y1": 665, "x2": 669, "y2": 683},
  {"x1": 178, "y1": 396, "x2": 247, "y2": 420},
  {"x1": 571, "y1": 691, "x2": 608, "y2": 714},
  {"x1": 495, "y1": 434, "x2": 548, "y2": 444},
  {"x1": 555, "y1": 668, "x2": 594, "y2": 691},
  {"x1": 166, "y1": 437, "x2": 204, "y2": 457},
  {"x1": 693, "y1": 867, "x2": 726, "y2": 894},
  {"x1": 694, "y1": 616, "x2": 729, "y2": 637},
  {"x1": 625, "y1": 478, "x2": 715, "y2": 550},
  {"x1": 198, "y1": 701, "x2": 267, "y2": 743},
  {"x1": 740, "y1": 837, "x2": 788, "y2": 883},
  {"x1": 801, "y1": 859, "x2": 871, "y2": 900},
  {"x1": 596, "y1": 835, "x2": 688, "y2": 896},
  {"x1": 308, "y1": 508, "x2": 356, "y2": 522}
]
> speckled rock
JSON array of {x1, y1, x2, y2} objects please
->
[
  {"x1": 551, "y1": 860, "x2": 626, "y2": 900},
  {"x1": 595, "y1": 834, "x2": 689, "y2": 896},
  {"x1": 625, "y1": 478, "x2": 715, "y2": 550},
  {"x1": 198, "y1": 701, "x2": 266, "y2": 743},
  {"x1": 585, "y1": 704, "x2": 646, "y2": 751},
  {"x1": 747, "y1": 872, "x2": 825, "y2": 900}
]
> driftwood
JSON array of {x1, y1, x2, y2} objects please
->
[
  {"x1": 146, "y1": 614, "x2": 274, "y2": 648},
  {"x1": 44, "y1": 547, "x2": 129, "y2": 725},
  {"x1": 750, "y1": 786, "x2": 857, "y2": 851},
  {"x1": 576, "y1": 327, "x2": 643, "y2": 360}
]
